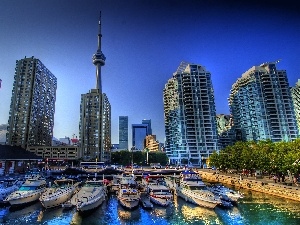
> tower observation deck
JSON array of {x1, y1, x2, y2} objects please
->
[{"x1": 92, "y1": 12, "x2": 106, "y2": 92}]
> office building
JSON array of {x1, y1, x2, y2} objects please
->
[
  {"x1": 119, "y1": 116, "x2": 129, "y2": 150},
  {"x1": 142, "y1": 119, "x2": 152, "y2": 135},
  {"x1": 79, "y1": 13, "x2": 111, "y2": 162},
  {"x1": 6, "y1": 56, "x2": 57, "y2": 149},
  {"x1": 163, "y1": 61, "x2": 219, "y2": 166},
  {"x1": 145, "y1": 135, "x2": 160, "y2": 152},
  {"x1": 229, "y1": 61, "x2": 298, "y2": 142},
  {"x1": 132, "y1": 124, "x2": 149, "y2": 150},
  {"x1": 291, "y1": 79, "x2": 300, "y2": 135}
]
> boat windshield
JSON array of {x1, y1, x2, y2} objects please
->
[
  {"x1": 84, "y1": 181, "x2": 103, "y2": 187},
  {"x1": 19, "y1": 186, "x2": 38, "y2": 191},
  {"x1": 189, "y1": 185, "x2": 208, "y2": 191}
]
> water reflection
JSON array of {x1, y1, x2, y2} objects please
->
[
  {"x1": 0, "y1": 191, "x2": 300, "y2": 225},
  {"x1": 181, "y1": 204, "x2": 218, "y2": 223},
  {"x1": 117, "y1": 205, "x2": 141, "y2": 222}
]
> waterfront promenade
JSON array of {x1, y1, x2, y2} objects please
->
[{"x1": 197, "y1": 169, "x2": 300, "y2": 202}]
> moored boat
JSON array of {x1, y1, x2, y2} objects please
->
[
  {"x1": 0, "y1": 180, "x2": 24, "y2": 204},
  {"x1": 175, "y1": 171, "x2": 221, "y2": 209},
  {"x1": 207, "y1": 183, "x2": 243, "y2": 204},
  {"x1": 5, "y1": 175, "x2": 47, "y2": 206},
  {"x1": 143, "y1": 174, "x2": 173, "y2": 207},
  {"x1": 39, "y1": 178, "x2": 80, "y2": 209},
  {"x1": 117, "y1": 173, "x2": 140, "y2": 210},
  {"x1": 70, "y1": 179, "x2": 107, "y2": 213}
]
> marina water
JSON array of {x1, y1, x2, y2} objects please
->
[{"x1": 1, "y1": 189, "x2": 300, "y2": 225}]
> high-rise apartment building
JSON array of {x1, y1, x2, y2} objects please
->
[
  {"x1": 119, "y1": 116, "x2": 128, "y2": 150},
  {"x1": 216, "y1": 114, "x2": 235, "y2": 150},
  {"x1": 132, "y1": 124, "x2": 149, "y2": 150},
  {"x1": 79, "y1": 13, "x2": 111, "y2": 162},
  {"x1": 163, "y1": 61, "x2": 219, "y2": 166},
  {"x1": 229, "y1": 61, "x2": 298, "y2": 142},
  {"x1": 6, "y1": 56, "x2": 57, "y2": 149},
  {"x1": 102, "y1": 93, "x2": 111, "y2": 162},
  {"x1": 291, "y1": 79, "x2": 300, "y2": 135},
  {"x1": 142, "y1": 119, "x2": 152, "y2": 135}
]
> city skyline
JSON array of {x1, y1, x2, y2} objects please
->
[{"x1": 1, "y1": 0, "x2": 300, "y2": 146}]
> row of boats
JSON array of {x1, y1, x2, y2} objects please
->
[{"x1": 0, "y1": 170, "x2": 243, "y2": 213}]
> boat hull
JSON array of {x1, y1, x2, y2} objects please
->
[
  {"x1": 149, "y1": 195, "x2": 172, "y2": 207},
  {"x1": 7, "y1": 190, "x2": 44, "y2": 206},
  {"x1": 77, "y1": 195, "x2": 106, "y2": 212},
  {"x1": 119, "y1": 198, "x2": 139, "y2": 210},
  {"x1": 177, "y1": 189, "x2": 219, "y2": 209},
  {"x1": 40, "y1": 188, "x2": 75, "y2": 208}
]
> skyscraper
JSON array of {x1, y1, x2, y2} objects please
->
[
  {"x1": 142, "y1": 119, "x2": 152, "y2": 135},
  {"x1": 119, "y1": 116, "x2": 128, "y2": 150},
  {"x1": 6, "y1": 56, "x2": 57, "y2": 149},
  {"x1": 79, "y1": 13, "x2": 111, "y2": 162},
  {"x1": 163, "y1": 61, "x2": 219, "y2": 166},
  {"x1": 229, "y1": 61, "x2": 298, "y2": 142},
  {"x1": 132, "y1": 124, "x2": 149, "y2": 150},
  {"x1": 291, "y1": 79, "x2": 300, "y2": 135}
]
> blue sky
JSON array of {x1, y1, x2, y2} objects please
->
[{"x1": 0, "y1": 0, "x2": 300, "y2": 146}]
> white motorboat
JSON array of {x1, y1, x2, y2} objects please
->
[
  {"x1": 0, "y1": 180, "x2": 24, "y2": 204},
  {"x1": 143, "y1": 175, "x2": 173, "y2": 207},
  {"x1": 175, "y1": 171, "x2": 221, "y2": 209},
  {"x1": 207, "y1": 183, "x2": 243, "y2": 204},
  {"x1": 5, "y1": 175, "x2": 47, "y2": 206},
  {"x1": 110, "y1": 174, "x2": 123, "y2": 193},
  {"x1": 70, "y1": 179, "x2": 107, "y2": 213},
  {"x1": 117, "y1": 173, "x2": 140, "y2": 210},
  {"x1": 39, "y1": 178, "x2": 80, "y2": 209}
]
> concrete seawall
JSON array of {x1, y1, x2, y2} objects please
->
[{"x1": 199, "y1": 170, "x2": 300, "y2": 202}]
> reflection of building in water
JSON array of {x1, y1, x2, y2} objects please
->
[
  {"x1": 70, "y1": 212, "x2": 82, "y2": 225},
  {"x1": 181, "y1": 205, "x2": 218, "y2": 222},
  {"x1": 243, "y1": 191, "x2": 300, "y2": 214},
  {"x1": 117, "y1": 205, "x2": 141, "y2": 222},
  {"x1": 152, "y1": 207, "x2": 168, "y2": 217}
]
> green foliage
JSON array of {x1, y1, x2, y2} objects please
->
[{"x1": 208, "y1": 138, "x2": 300, "y2": 175}]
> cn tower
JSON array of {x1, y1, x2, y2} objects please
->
[{"x1": 92, "y1": 11, "x2": 106, "y2": 93}]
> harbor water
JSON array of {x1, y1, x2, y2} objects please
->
[{"x1": 1, "y1": 189, "x2": 300, "y2": 225}]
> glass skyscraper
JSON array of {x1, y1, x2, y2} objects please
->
[
  {"x1": 119, "y1": 116, "x2": 128, "y2": 150},
  {"x1": 142, "y1": 119, "x2": 152, "y2": 135},
  {"x1": 132, "y1": 124, "x2": 149, "y2": 150},
  {"x1": 6, "y1": 56, "x2": 57, "y2": 149},
  {"x1": 229, "y1": 61, "x2": 298, "y2": 142},
  {"x1": 291, "y1": 80, "x2": 300, "y2": 135},
  {"x1": 163, "y1": 61, "x2": 219, "y2": 166}
]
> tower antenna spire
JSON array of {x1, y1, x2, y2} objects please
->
[
  {"x1": 93, "y1": 11, "x2": 106, "y2": 91},
  {"x1": 98, "y1": 11, "x2": 102, "y2": 50}
]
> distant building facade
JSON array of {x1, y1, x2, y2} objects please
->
[
  {"x1": 216, "y1": 114, "x2": 235, "y2": 150},
  {"x1": 132, "y1": 124, "x2": 149, "y2": 150},
  {"x1": 163, "y1": 61, "x2": 219, "y2": 166},
  {"x1": 79, "y1": 91, "x2": 111, "y2": 162},
  {"x1": 119, "y1": 116, "x2": 129, "y2": 150},
  {"x1": 142, "y1": 119, "x2": 152, "y2": 135},
  {"x1": 102, "y1": 93, "x2": 111, "y2": 162},
  {"x1": 6, "y1": 56, "x2": 57, "y2": 149},
  {"x1": 145, "y1": 135, "x2": 160, "y2": 152},
  {"x1": 291, "y1": 79, "x2": 300, "y2": 135},
  {"x1": 229, "y1": 61, "x2": 298, "y2": 142}
]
